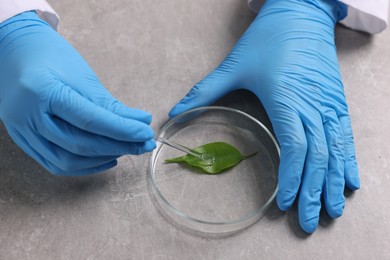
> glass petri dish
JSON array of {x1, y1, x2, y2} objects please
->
[{"x1": 148, "y1": 106, "x2": 279, "y2": 234}]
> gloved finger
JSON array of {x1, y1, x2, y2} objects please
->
[
  {"x1": 169, "y1": 62, "x2": 239, "y2": 118},
  {"x1": 105, "y1": 99, "x2": 152, "y2": 125},
  {"x1": 270, "y1": 106, "x2": 307, "y2": 211},
  {"x1": 49, "y1": 84, "x2": 154, "y2": 142},
  {"x1": 37, "y1": 115, "x2": 155, "y2": 156},
  {"x1": 6, "y1": 127, "x2": 118, "y2": 176},
  {"x1": 30, "y1": 131, "x2": 122, "y2": 172},
  {"x1": 298, "y1": 112, "x2": 328, "y2": 233},
  {"x1": 86, "y1": 81, "x2": 152, "y2": 124},
  {"x1": 339, "y1": 115, "x2": 360, "y2": 190},
  {"x1": 16, "y1": 138, "x2": 117, "y2": 175},
  {"x1": 322, "y1": 109, "x2": 345, "y2": 219}
]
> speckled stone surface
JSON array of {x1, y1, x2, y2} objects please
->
[{"x1": 1, "y1": 1, "x2": 389, "y2": 259}]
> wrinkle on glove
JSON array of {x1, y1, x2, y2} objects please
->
[
  {"x1": 0, "y1": 12, "x2": 156, "y2": 176},
  {"x1": 169, "y1": 0, "x2": 359, "y2": 233}
]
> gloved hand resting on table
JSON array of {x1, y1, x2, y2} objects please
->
[
  {"x1": 169, "y1": 0, "x2": 360, "y2": 233},
  {"x1": 0, "y1": 12, "x2": 155, "y2": 176}
]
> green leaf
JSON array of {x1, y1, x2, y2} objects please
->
[{"x1": 165, "y1": 142, "x2": 256, "y2": 174}]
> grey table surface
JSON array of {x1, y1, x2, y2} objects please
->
[{"x1": 1, "y1": 0, "x2": 390, "y2": 259}]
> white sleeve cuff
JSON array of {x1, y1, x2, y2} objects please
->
[
  {"x1": 0, "y1": 0, "x2": 59, "y2": 30},
  {"x1": 247, "y1": 0, "x2": 389, "y2": 34},
  {"x1": 340, "y1": 0, "x2": 389, "y2": 34}
]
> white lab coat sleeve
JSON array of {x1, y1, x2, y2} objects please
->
[
  {"x1": 0, "y1": 0, "x2": 59, "y2": 30},
  {"x1": 248, "y1": 0, "x2": 389, "y2": 34},
  {"x1": 339, "y1": 0, "x2": 388, "y2": 34}
]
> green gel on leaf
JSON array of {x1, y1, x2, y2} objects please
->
[{"x1": 165, "y1": 142, "x2": 256, "y2": 174}]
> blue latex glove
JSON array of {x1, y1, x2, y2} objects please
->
[
  {"x1": 169, "y1": 0, "x2": 360, "y2": 233},
  {"x1": 0, "y1": 12, "x2": 155, "y2": 176}
]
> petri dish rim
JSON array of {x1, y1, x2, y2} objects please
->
[{"x1": 148, "y1": 106, "x2": 280, "y2": 233}]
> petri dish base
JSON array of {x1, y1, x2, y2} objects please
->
[{"x1": 148, "y1": 107, "x2": 280, "y2": 234}]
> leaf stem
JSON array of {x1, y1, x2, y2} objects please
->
[{"x1": 242, "y1": 151, "x2": 258, "y2": 160}]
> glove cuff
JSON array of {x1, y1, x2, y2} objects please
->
[
  {"x1": 263, "y1": 0, "x2": 347, "y2": 24},
  {"x1": 303, "y1": 0, "x2": 347, "y2": 22},
  {"x1": 0, "y1": 11, "x2": 49, "y2": 41}
]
